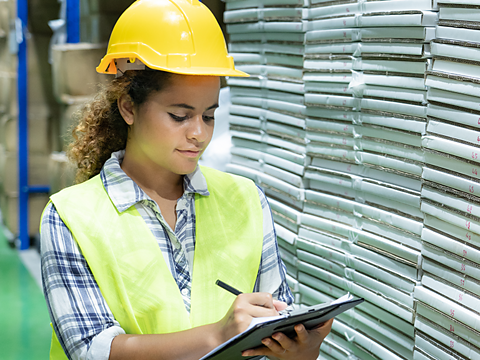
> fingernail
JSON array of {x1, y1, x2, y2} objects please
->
[
  {"x1": 242, "y1": 350, "x2": 251, "y2": 356},
  {"x1": 262, "y1": 339, "x2": 270, "y2": 345}
]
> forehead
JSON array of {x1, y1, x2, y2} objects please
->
[{"x1": 154, "y1": 73, "x2": 221, "y2": 106}]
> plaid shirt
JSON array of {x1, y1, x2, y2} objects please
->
[{"x1": 41, "y1": 150, "x2": 293, "y2": 360}]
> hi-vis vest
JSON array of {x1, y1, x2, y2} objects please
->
[{"x1": 44, "y1": 166, "x2": 263, "y2": 359}]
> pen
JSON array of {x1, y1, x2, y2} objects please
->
[
  {"x1": 216, "y1": 279, "x2": 242, "y2": 296},
  {"x1": 216, "y1": 279, "x2": 291, "y2": 315}
]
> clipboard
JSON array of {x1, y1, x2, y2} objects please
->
[{"x1": 200, "y1": 293, "x2": 364, "y2": 360}]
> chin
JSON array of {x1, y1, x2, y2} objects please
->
[{"x1": 174, "y1": 162, "x2": 199, "y2": 175}]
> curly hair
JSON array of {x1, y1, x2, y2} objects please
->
[{"x1": 67, "y1": 69, "x2": 171, "y2": 183}]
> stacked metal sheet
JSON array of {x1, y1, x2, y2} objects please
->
[
  {"x1": 414, "y1": 1, "x2": 480, "y2": 359},
  {"x1": 223, "y1": 0, "x2": 480, "y2": 359},
  {"x1": 222, "y1": 0, "x2": 309, "y2": 296},
  {"x1": 294, "y1": 1, "x2": 437, "y2": 359}
]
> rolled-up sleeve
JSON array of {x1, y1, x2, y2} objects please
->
[{"x1": 253, "y1": 186, "x2": 294, "y2": 305}]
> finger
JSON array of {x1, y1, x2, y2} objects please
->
[
  {"x1": 244, "y1": 302, "x2": 279, "y2": 318},
  {"x1": 242, "y1": 345, "x2": 272, "y2": 358},
  {"x1": 239, "y1": 292, "x2": 275, "y2": 310},
  {"x1": 271, "y1": 331, "x2": 296, "y2": 351},
  {"x1": 262, "y1": 336, "x2": 287, "y2": 355},
  {"x1": 237, "y1": 293, "x2": 279, "y2": 317},
  {"x1": 311, "y1": 318, "x2": 334, "y2": 341},
  {"x1": 273, "y1": 300, "x2": 288, "y2": 312},
  {"x1": 295, "y1": 324, "x2": 309, "y2": 343}
]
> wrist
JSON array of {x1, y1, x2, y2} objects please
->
[{"x1": 206, "y1": 322, "x2": 225, "y2": 350}]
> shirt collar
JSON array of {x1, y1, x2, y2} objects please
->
[{"x1": 101, "y1": 150, "x2": 210, "y2": 213}]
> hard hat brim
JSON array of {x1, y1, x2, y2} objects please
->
[{"x1": 97, "y1": 55, "x2": 250, "y2": 77}]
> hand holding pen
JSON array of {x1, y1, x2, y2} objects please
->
[
  {"x1": 215, "y1": 280, "x2": 331, "y2": 359},
  {"x1": 216, "y1": 279, "x2": 288, "y2": 314},
  {"x1": 214, "y1": 279, "x2": 287, "y2": 343}
]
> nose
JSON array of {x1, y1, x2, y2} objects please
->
[{"x1": 186, "y1": 114, "x2": 211, "y2": 144}]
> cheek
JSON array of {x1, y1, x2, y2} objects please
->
[{"x1": 137, "y1": 115, "x2": 174, "y2": 140}]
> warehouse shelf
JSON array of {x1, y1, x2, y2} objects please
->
[{"x1": 16, "y1": 0, "x2": 79, "y2": 250}]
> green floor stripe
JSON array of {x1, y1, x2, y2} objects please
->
[{"x1": 0, "y1": 230, "x2": 51, "y2": 359}]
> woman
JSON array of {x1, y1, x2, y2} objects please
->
[{"x1": 40, "y1": 1, "x2": 333, "y2": 359}]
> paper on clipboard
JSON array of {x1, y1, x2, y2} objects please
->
[{"x1": 200, "y1": 294, "x2": 363, "y2": 360}]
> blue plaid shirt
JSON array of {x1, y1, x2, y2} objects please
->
[{"x1": 41, "y1": 150, "x2": 293, "y2": 360}]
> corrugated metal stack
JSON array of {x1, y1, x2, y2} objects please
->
[
  {"x1": 298, "y1": 1, "x2": 437, "y2": 359},
  {"x1": 222, "y1": 0, "x2": 480, "y2": 359},
  {"x1": 222, "y1": 0, "x2": 309, "y2": 298},
  {"x1": 415, "y1": 0, "x2": 480, "y2": 359}
]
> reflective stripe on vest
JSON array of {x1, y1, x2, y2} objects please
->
[{"x1": 45, "y1": 166, "x2": 263, "y2": 359}]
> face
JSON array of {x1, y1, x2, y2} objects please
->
[{"x1": 121, "y1": 73, "x2": 221, "y2": 176}]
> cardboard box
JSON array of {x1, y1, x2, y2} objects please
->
[
  {"x1": 48, "y1": 152, "x2": 76, "y2": 194},
  {"x1": 27, "y1": 3, "x2": 59, "y2": 35},
  {"x1": 423, "y1": 258, "x2": 480, "y2": 299},
  {"x1": 80, "y1": 13, "x2": 119, "y2": 43},
  {"x1": 415, "y1": 285, "x2": 480, "y2": 332},
  {"x1": 59, "y1": 102, "x2": 85, "y2": 150},
  {"x1": 230, "y1": 32, "x2": 305, "y2": 43},
  {"x1": 427, "y1": 103, "x2": 480, "y2": 129},
  {"x1": 337, "y1": 308, "x2": 414, "y2": 359},
  {"x1": 417, "y1": 301, "x2": 480, "y2": 348},
  {"x1": 422, "y1": 226, "x2": 480, "y2": 264},
  {"x1": 360, "y1": 138, "x2": 425, "y2": 162},
  {"x1": 422, "y1": 185, "x2": 480, "y2": 218},
  {"x1": 227, "y1": 21, "x2": 307, "y2": 34},
  {"x1": 422, "y1": 240, "x2": 480, "y2": 283},
  {"x1": 0, "y1": 115, "x2": 50, "y2": 154},
  {"x1": 224, "y1": 7, "x2": 304, "y2": 24},
  {"x1": 415, "y1": 315, "x2": 480, "y2": 359},
  {"x1": 0, "y1": 193, "x2": 50, "y2": 236},
  {"x1": 52, "y1": 43, "x2": 109, "y2": 102},
  {"x1": 0, "y1": 70, "x2": 15, "y2": 115},
  {"x1": 0, "y1": 0, "x2": 11, "y2": 39},
  {"x1": 436, "y1": 25, "x2": 480, "y2": 43},
  {"x1": 427, "y1": 74, "x2": 480, "y2": 99},
  {"x1": 0, "y1": 149, "x2": 50, "y2": 195},
  {"x1": 0, "y1": 37, "x2": 15, "y2": 72},
  {"x1": 28, "y1": 34, "x2": 58, "y2": 109},
  {"x1": 86, "y1": 0, "x2": 134, "y2": 14},
  {"x1": 431, "y1": 41, "x2": 480, "y2": 64}
]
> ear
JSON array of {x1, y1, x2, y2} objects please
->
[{"x1": 118, "y1": 94, "x2": 135, "y2": 126}]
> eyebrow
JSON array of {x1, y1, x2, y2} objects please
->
[{"x1": 170, "y1": 103, "x2": 219, "y2": 111}]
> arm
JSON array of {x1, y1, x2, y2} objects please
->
[
  {"x1": 109, "y1": 187, "x2": 292, "y2": 359},
  {"x1": 109, "y1": 293, "x2": 287, "y2": 360},
  {"x1": 41, "y1": 202, "x2": 125, "y2": 360},
  {"x1": 249, "y1": 188, "x2": 333, "y2": 359},
  {"x1": 42, "y1": 203, "x2": 288, "y2": 360},
  {"x1": 253, "y1": 186, "x2": 294, "y2": 305}
]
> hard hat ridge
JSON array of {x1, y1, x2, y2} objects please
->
[{"x1": 97, "y1": 0, "x2": 248, "y2": 77}]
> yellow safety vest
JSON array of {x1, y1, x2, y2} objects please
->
[{"x1": 44, "y1": 166, "x2": 263, "y2": 359}]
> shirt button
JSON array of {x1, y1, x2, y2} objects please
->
[{"x1": 181, "y1": 288, "x2": 189, "y2": 296}]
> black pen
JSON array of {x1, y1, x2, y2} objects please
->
[{"x1": 216, "y1": 279, "x2": 242, "y2": 296}]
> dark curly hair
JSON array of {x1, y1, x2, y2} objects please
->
[{"x1": 67, "y1": 69, "x2": 171, "y2": 183}]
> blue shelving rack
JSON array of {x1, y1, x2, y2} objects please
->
[{"x1": 17, "y1": 0, "x2": 80, "y2": 250}]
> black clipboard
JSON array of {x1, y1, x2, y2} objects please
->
[{"x1": 200, "y1": 294, "x2": 364, "y2": 360}]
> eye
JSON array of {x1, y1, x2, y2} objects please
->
[
  {"x1": 168, "y1": 113, "x2": 188, "y2": 122},
  {"x1": 203, "y1": 115, "x2": 215, "y2": 122}
]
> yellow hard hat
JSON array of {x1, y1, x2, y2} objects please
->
[{"x1": 97, "y1": 0, "x2": 248, "y2": 77}]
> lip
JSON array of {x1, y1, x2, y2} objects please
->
[{"x1": 177, "y1": 149, "x2": 202, "y2": 158}]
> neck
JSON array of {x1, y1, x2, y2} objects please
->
[{"x1": 121, "y1": 148, "x2": 184, "y2": 201}]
